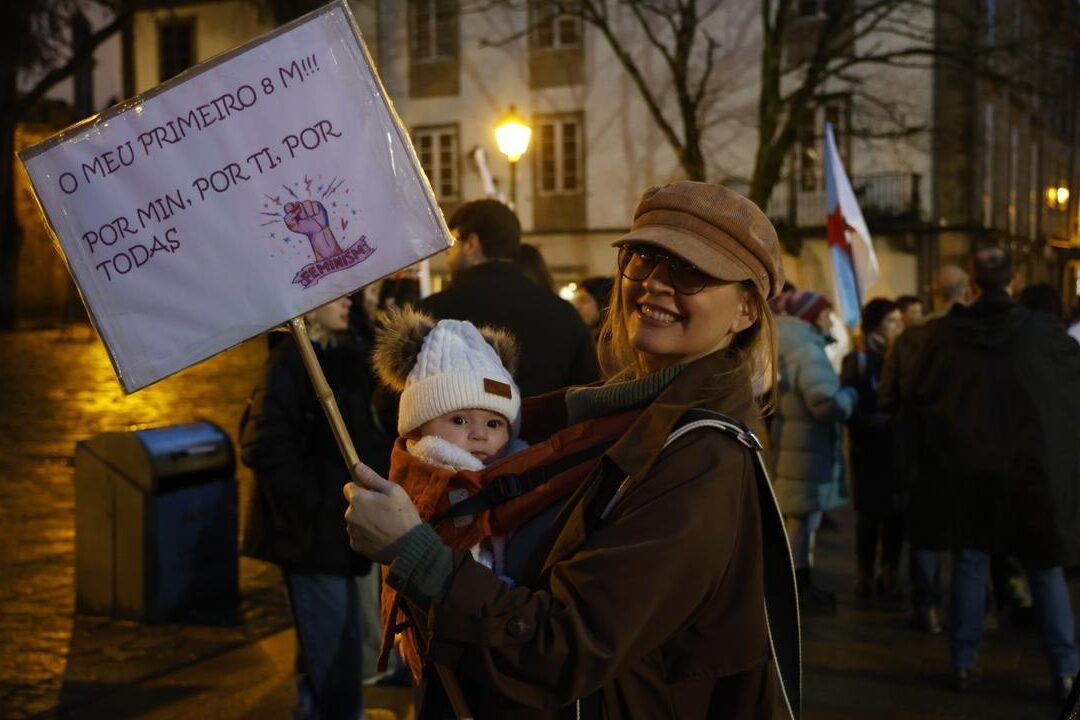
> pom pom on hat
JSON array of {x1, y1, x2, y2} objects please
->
[{"x1": 374, "y1": 308, "x2": 521, "y2": 437}]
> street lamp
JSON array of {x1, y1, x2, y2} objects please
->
[
  {"x1": 1046, "y1": 184, "x2": 1071, "y2": 209},
  {"x1": 495, "y1": 106, "x2": 531, "y2": 210}
]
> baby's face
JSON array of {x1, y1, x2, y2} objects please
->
[{"x1": 418, "y1": 409, "x2": 511, "y2": 462}]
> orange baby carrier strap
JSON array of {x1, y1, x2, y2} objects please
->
[{"x1": 377, "y1": 402, "x2": 643, "y2": 678}]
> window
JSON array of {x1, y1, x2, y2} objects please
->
[
  {"x1": 784, "y1": 0, "x2": 852, "y2": 67},
  {"x1": 158, "y1": 19, "x2": 195, "y2": 83},
  {"x1": 413, "y1": 125, "x2": 459, "y2": 201},
  {"x1": 528, "y1": 0, "x2": 584, "y2": 88},
  {"x1": 410, "y1": 0, "x2": 458, "y2": 62},
  {"x1": 531, "y1": 1, "x2": 581, "y2": 50},
  {"x1": 537, "y1": 115, "x2": 583, "y2": 195},
  {"x1": 793, "y1": 97, "x2": 849, "y2": 193},
  {"x1": 533, "y1": 112, "x2": 586, "y2": 229}
]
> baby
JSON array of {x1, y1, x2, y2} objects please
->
[{"x1": 374, "y1": 308, "x2": 526, "y2": 575}]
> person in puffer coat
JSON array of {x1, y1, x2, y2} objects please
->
[{"x1": 771, "y1": 292, "x2": 857, "y2": 614}]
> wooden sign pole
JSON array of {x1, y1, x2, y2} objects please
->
[{"x1": 288, "y1": 317, "x2": 474, "y2": 720}]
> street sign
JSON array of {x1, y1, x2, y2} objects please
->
[{"x1": 19, "y1": 0, "x2": 450, "y2": 392}]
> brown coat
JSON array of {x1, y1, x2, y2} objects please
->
[{"x1": 416, "y1": 350, "x2": 792, "y2": 719}]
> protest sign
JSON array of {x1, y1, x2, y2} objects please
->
[{"x1": 19, "y1": 0, "x2": 450, "y2": 392}]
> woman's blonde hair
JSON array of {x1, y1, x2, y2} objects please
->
[{"x1": 596, "y1": 277, "x2": 778, "y2": 400}]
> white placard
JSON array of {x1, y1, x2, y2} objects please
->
[{"x1": 19, "y1": 1, "x2": 450, "y2": 392}]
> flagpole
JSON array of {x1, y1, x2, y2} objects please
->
[{"x1": 288, "y1": 316, "x2": 475, "y2": 720}]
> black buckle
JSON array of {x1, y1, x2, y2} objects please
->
[{"x1": 488, "y1": 474, "x2": 530, "y2": 502}]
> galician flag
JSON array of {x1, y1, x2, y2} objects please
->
[{"x1": 825, "y1": 122, "x2": 879, "y2": 325}]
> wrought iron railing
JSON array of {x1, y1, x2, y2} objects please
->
[{"x1": 764, "y1": 172, "x2": 922, "y2": 227}]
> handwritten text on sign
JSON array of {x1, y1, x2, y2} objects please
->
[{"x1": 20, "y1": 2, "x2": 450, "y2": 392}]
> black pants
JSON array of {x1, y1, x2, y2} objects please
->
[{"x1": 855, "y1": 510, "x2": 905, "y2": 576}]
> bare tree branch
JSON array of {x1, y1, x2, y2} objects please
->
[{"x1": 14, "y1": 3, "x2": 133, "y2": 119}]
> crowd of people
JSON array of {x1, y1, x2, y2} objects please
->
[
  {"x1": 237, "y1": 186, "x2": 1080, "y2": 718},
  {"x1": 769, "y1": 252, "x2": 1080, "y2": 700}
]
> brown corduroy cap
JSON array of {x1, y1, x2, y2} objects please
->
[{"x1": 613, "y1": 182, "x2": 785, "y2": 299}]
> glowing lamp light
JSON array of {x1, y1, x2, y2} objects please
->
[
  {"x1": 1047, "y1": 185, "x2": 1071, "y2": 209},
  {"x1": 495, "y1": 106, "x2": 532, "y2": 163}
]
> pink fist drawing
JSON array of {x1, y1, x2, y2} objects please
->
[{"x1": 284, "y1": 200, "x2": 343, "y2": 260}]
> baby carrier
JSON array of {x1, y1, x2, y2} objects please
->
[
  {"x1": 377, "y1": 388, "x2": 643, "y2": 680},
  {"x1": 378, "y1": 391, "x2": 803, "y2": 720}
]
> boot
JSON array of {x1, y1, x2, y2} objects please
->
[
  {"x1": 911, "y1": 606, "x2": 942, "y2": 634},
  {"x1": 796, "y1": 567, "x2": 837, "y2": 615},
  {"x1": 875, "y1": 563, "x2": 904, "y2": 601},
  {"x1": 853, "y1": 568, "x2": 873, "y2": 599}
]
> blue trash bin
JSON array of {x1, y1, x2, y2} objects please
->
[{"x1": 74, "y1": 421, "x2": 239, "y2": 623}]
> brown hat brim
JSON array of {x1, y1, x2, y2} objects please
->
[{"x1": 613, "y1": 225, "x2": 761, "y2": 292}]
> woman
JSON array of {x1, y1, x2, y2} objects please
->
[
  {"x1": 840, "y1": 298, "x2": 904, "y2": 599},
  {"x1": 241, "y1": 296, "x2": 393, "y2": 719},
  {"x1": 517, "y1": 242, "x2": 557, "y2": 292},
  {"x1": 345, "y1": 182, "x2": 795, "y2": 718},
  {"x1": 572, "y1": 275, "x2": 616, "y2": 343},
  {"x1": 771, "y1": 291, "x2": 857, "y2": 614}
]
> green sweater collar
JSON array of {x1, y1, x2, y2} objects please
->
[{"x1": 565, "y1": 364, "x2": 685, "y2": 425}]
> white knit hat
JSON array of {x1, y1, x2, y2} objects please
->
[{"x1": 397, "y1": 319, "x2": 521, "y2": 437}]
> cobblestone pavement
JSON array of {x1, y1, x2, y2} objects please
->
[
  {"x1": 805, "y1": 507, "x2": 1078, "y2": 719},
  {"x1": 2, "y1": 327, "x2": 1078, "y2": 719},
  {"x1": 0, "y1": 326, "x2": 291, "y2": 719}
]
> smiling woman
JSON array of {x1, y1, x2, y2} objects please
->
[
  {"x1": 602, "y1": 185, "x2": 778, "y2": 393},
  {"x1": 344, "y1": 182, "x2": 798, "y2": 719},
  {"x1": 611, "y1": 244, "x2": 760, "y2": 374}
]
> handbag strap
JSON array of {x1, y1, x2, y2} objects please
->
[{"x1": 664, "y1": 408, "x2": 802, "y2": 720}]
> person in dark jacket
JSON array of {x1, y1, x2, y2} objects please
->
[
  {"x1": 344, "y1": 182, "x2": 798, "y2": 718},
  {"x1": 879, "y1": 265, "x2": 970, "y2": 634},
  {"x1": 421, "y1": 200, "x2": 600, "y2": 396},
  {"x1": 895, "y1": 294, "x2": 924, "y2": 329},
  {"x1": 1017, "y1": 281, "x2": 1064, "y2": 322},
  {"x1": 910, "y1": 248, "x2": 1080, "y2": 697},
  {"x1": 841, "y1": 298, "x2": 904, "y2": 599},
  {"x1": 517, "y1": 242, "x2": 558, "y2": 292},
  {"x1": 241, "y1": 296, "x2": 393, "y2": 719}
]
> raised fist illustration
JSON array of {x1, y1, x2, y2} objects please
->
[{"x1": 284, "y1": 200, "x2": 343, "y2": 260}]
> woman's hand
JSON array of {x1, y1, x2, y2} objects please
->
[{"x1": 343, "y1": 463, "x2": 422, "y2": 564}]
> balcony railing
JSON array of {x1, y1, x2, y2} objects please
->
[{"x1": 764, "y1": 172, "x2": 922, "y2": 228}]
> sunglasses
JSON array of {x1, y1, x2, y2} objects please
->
[{"x1": 618, "y1": 244, "x2": 714, "y2": 295}]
